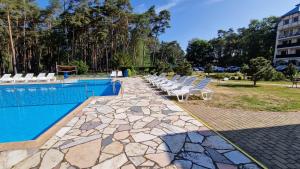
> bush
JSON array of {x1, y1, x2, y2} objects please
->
[
  {"x1": 204, "y1": 63, "x2": 213, "y2": 75},
  {"x1": 284, "y1": 63, "x2": 298, "y2": 81},
  {"x1": 173, "y1": 60, "x2": 193, "y2": 76},
  {"x1": 273, "y1": 71, "x2": 286, "y2": 81},
  {"x1": 211, "y1": 73, "x2": 228, "y2": 80},
  {"x1": 69, "y1": 60, "x2": 89, "y2": 74}
]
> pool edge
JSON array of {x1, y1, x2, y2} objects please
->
[
  {"x1": 0, "y1": 78, "x2": 123, "y2": 151},
  {"x1": 0, "y1": 97, "x2": 93, "y2": 151}
]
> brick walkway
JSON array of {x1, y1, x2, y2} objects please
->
[{"x1": 179, "y1": 104, "x2": 300, "y2": 169}]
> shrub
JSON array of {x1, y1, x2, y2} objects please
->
[
  {"x1": 69, "y1": 60, "x2": 89, "y2": 74},
  {"x1": 127, "y1": 69, "x2": 132, "y2": 77},
  {"x1": 173, "y1": 60, "x2": 193, "y2": 76},
  {"x1": 211, "y1": 73, "x2": 228, "y2": 80},
  {"x1": 204, "y1": 63, "x2": 213, "y2": 75},
  {"x1": 272, "y1": 71, "x2": 286, "y2": 81},
  {"x1": 284, "y1": 63, "x2": 298, "y2": 81}
]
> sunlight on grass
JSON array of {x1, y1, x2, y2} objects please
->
[{"x1": 206, "y1": 82, "x2": 300, "y2": 112}]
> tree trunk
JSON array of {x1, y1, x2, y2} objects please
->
[{"x1": 7, "y1": 12, "x2": 17, "y2": 73}]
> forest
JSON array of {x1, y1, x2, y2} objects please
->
[
  {"x1": 0, "y1": 0, "x2": 172, "y2": 74},
  {"x1": 0, "y1": 0, "x2": 280, "y2": 75}
]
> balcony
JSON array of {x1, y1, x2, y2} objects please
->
[
  {"x1": 277, "y1": 42, "x2": 300, "y2": 48},
  {"x1": 278, "y1": 32, "x2": 300, "y2": 39},
  {"x1": 276, "y1": 54, "x2": 300, "y2": 58}
]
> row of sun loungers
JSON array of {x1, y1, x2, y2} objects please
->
[
  {"x1": 145, "y1": 73, "x2": 213, "y2": 102},
  {"x1": 0, "y1": 73, "x2": 56, "y2": 83},
  {"x1": 110, "y1": 71, "x2": 123, "y2": 77}
]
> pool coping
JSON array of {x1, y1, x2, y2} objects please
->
[{"x1": 0, "y1": 79, "x2": 124, "y2": 151}]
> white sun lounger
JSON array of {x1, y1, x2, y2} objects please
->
[
  {"x1": 159, "y1": 76, "x2": 187, "y2": 89},
  {"x1": 45, "y1": 73, "x2": 56, "y2": 82},
  {"x1": 149, "y1": 73, "x2": 167, "y2": 84},
  {"x1": 110, "y1": 71, "x2": 117, "y2": 77},
  {"x1": 0, "y1": 74, "x2": 13, "y2": 83},
  {"x1": 0, "y1": 74, "x2": 12, "y2": 83},
  {"x1": 163, "y1": 76, "x2": 197, "y2": 95},
  {"x1": 170, "y1": 78, "x2": 213, "y2": 102},
  {"x1": 1, "y1": 74, "x2": 22, "y2": 83},
  {"x1": 117, "y1": 71, "x2": 123, "y2": 77},
  {"x1": 30, "y1": 73, "x2": 46, "y2": 82},
  {"x1": 155, "y1": 75, "x2": 181, "y2": 87},
  {"x1": 15, "y1": 73, "x2": 34, "y2": 83}
]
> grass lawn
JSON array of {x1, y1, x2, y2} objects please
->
[{"x1": 191, "y1": 81, "x2": 300, "y2": 112}]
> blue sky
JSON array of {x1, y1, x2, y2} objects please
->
[{"x1": 36, "y1": 0, "x2": 299, "y2": 50}]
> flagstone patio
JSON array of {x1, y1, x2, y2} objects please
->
[{"x1": 0, "y1": 77, "x2": 260, "y2": 169}]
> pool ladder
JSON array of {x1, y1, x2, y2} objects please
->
[{"x1": 85, "y1": 84, "x2": 94, "y2": 98}]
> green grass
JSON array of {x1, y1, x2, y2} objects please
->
[{"x1": 205, "y1": 82, "x2": 300, "y2": 112}]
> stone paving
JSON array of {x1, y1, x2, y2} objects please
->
[
  {"x1": 0, "y1": 77, "x2": 260, "y2": 169},
  {"x1": 180, "y1": 104, "x2": 300, "y2": 169}
]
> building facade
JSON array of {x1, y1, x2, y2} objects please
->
[{"x1": 274, "y1": 4, "x2": 300, "y2": 66}]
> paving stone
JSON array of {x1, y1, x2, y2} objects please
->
[
  {"x1": 167, "y1": 105, "x2": 183, "y2": 111},
  {"x1": 101, "y1": 135, "x2": 113, "y2": 148},
  {"x1": 130, "y1": 106, "x2": 143, "y2": 113},
  {"x1": 114, "y1": 131, "x2": 129, "y2": 140},
  {"x1": 58, "y1": 162, "x2": 70, "y2": 169},
  {"x1": 102, "y1": 141, "x2": 123, "y2": 155},
  {"x1": 173, "y1": 160, "x2": 193, "y2": 169},
  {"x1": 157, "y1": 143, "x2": 170, "y2": 152},
  {"x1": 202, "y1": 136, "x2": 234, "y2": 150},
  {"x1": 184, "y1": 143, "x2": 205, "y2": 153},
  {"x1": 92, "y1": 153, "x2": 128, "y2": 169},
  {"x1": 188, "y1": 132, "x2": 204, "y2": 144},
  {"x1": 40, "y1": 149, "x2": 64, "y2": 169},
  {"x1": 150, "y1": 128, "x2": 166, "y2": 136},
  {"x1": 103, "y1": 127, "x2": 116, "y2": 134},
  {"x1": 60, "y1": 134, "x2": 101, "y2": 149},
  {"x1": 12, "y1": 152, "x2": 41, "y2": 169},
  {"x1": 80, "y1": 121, "x2": 102, "y2": 130},
  {"x1": 146, "y1": 119, "x2": 161, "y2": 128},
  {"x1": 56, "y1": 127, "x2": 72, "y2": 138},
  {"x1": 6, "y1": 150, "x2": 28, "y2": 169},
  {"x1": 132, "y1": 133, "x2": 157, "y2": 142},
  {"x1": 129, "y1": 156, "x2": 146, "y2": 166},
  {"x1": 216, "y1": 163, "x2": 238, "y2": 169},
  {"x1": 65, "y1": 139, "x2": 101, "y2": 168},
  {"x1": 125, "y1": 143, "x2": 148, "y2": 156},
  {"x1": 206, "y1": 148, "x2": 233, "y2": 164},
  {"x1": 161, "y1": 123, "x2": 186, "y2": 134},
  {"x1": 192, "y1": 164, "x2": 207, "y2": 169},
  {"x1": 111, "y1": 119, "x2": 128, "y2": 125},
  {"x1": 96, "y1": 105, "x2": 114, "y2": 114},
  {"x1": 98, "y1": 153, "x2": 114, "y2": 163},
  {"x1": 162, "y1": 133, "x2": 186, "y2": 153},
  {"x1": 121, "y1": 164, "x2": 136, "y2": 169},
  {"x1": 118, "y1": 124, "x2": 132, "y2": 131},
  {"x1": 224, "y1": 151, "x2": 251, "y2": 164},
  {"x1": 145, "y1": 152, "x2": 174, "y2": 167},
  {"x1": 141, "y1": 160, "x2": 155, "y2": 167},
  {"x1": 128, "y1": 115, "x2": 144, "y2": 122},
  {"x1": 179, "y1": 152, "x2": 215, "y2": 169}
]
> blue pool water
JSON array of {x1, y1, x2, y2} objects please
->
[{"x1": 0, "y1": 79, "x2": 121, "y2": 143}]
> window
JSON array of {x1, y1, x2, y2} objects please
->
[
  {"x1": 284, "y1": 19, "x2": 290, "y2": 25},
  {"x1": 296, "y1": 49, "x2": 300, "y2": 54},
  {"x1": 294, "y1": 17, "x2": 299, "y2": 22},
  {"x1": 281, "y1": 51, "x2": 287, "y2": 55}
]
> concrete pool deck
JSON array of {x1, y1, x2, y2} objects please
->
[{"x1": 0, "y1": 77, "x2": 260, "y2": 169}]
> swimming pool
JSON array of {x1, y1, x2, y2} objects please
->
[{"x1": 0, "y1": 79, "x2": 121, "y2": 143}]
